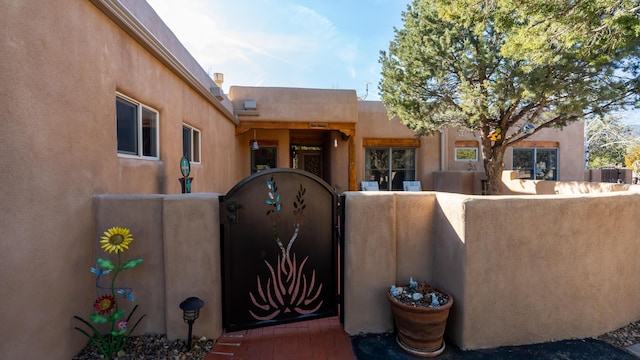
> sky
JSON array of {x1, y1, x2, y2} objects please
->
[
  {"x1": 146, "y1": 0, "x2": 411, "y2": 101},
  {"x1": 146, "y1": 0, "x2": 638, "y2": 123}
]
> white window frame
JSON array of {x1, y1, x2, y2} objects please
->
[
  {"x1": 454, "y1": 147, "x2": 478, "y2": 161},
  {"x1": 182, "y1": 124, "x2": 201, "y2": 164},
  {"x1": 116, "y1": 92, "x2": 159, "y2": 159}
]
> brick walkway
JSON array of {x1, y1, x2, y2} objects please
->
[{"x1": 204, "y1": 317, "x2": 356, "y2": 360}]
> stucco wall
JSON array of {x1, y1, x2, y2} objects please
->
[
  {"x1": 1, "y1": 1, "x2": 236, "y2": 358},
  {"x1": 92, "y1": 193, "x2": 222, "y2": 339},
  {"x1": 443, "y1": 120, "x2": 585, "y2": 182},
  {"x1": 94, "y1": 194, "x2": 222, "y2": 342},
  {"x1": 503, "y1": 171, "x2": 639, "y2": 195},
  {"x1": 356, "y1": 101, "x2": 441, "y2": 190},
  {"x1": 229, "y1": 86, "x2": 358, "y2": 123},
  {"x1": 0, "y1": 1, "x2": 608, "y2": 359},
  {"x1": 343, "y1": 190, "x2": 640, "y2": 350}
]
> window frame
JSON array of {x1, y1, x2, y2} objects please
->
[
  {"x1": 454, "y1": 147, "x2": 478, "y2": 162},
  {"x1": 182, "y1": 124, "x2": 201, "y2": 164},
  {"x1": 116, "y1": 92, "x2": 160, "y2": 160},
  {"x1": 364, "y1": 147, "x2": 417, "y2": 191}
]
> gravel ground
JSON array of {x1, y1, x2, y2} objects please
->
[
  {"x1": 72, "y1": 320, "x2": 640, "y2": 359},
  {"x1": 72, "y1": 334, "x2": 214, "y2": 360},
  {"x1": 597, "y1": 320, "x2": 640, "y2": 349}
]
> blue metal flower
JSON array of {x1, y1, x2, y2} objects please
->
[
  {"x1": 90, "y1": 267, "x2": 112, "y2": 276},
  {"x1": 117, "y1": 288, "x2": 135, "y2": 301}
]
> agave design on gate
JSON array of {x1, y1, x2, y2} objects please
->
[{"x1": 249, "y1": 176, "x2": 323, "y2": 320}]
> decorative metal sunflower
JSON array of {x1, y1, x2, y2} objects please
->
[
  {"x1": 100, "y1": 226, "x2": 134, "y2": 253},
  {"x1": 94, "y1": 294, "x2": 116, "y2": 314}
]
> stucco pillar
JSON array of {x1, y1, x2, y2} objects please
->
[
  {"x1": 163, "y1": 194, "x2": 223, "y2": 341},
  {"x1": 348, "y1": 135, "x2": 356, "y2": 191},
  {"x1": 343, "y1": 192, "x2": 397, "y2": 334}
]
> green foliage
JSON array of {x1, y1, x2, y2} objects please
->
[
  {"x1": 586, "y1": 116, "x2": 635, "y2": 168},
  {"x1": 379, "y1": 0, "x2": 639, "y2": 192},
  {"x1": 122, "y1": 258, "x2": 143, "y2": 269},
  {"x1": 97, "y1": 258, "x2": 115, "y2": 270},
  {"x1": 625, "y1": 145, "x2": 640, "y2": 168}
]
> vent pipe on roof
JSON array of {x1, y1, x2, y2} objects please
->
[{"x1": 213, "y1": 73, "x2": 224, "y2": 87}]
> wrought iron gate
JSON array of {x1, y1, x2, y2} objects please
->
[{"x1": 220, "y1": 168, "x2": 342, "y2": 331}]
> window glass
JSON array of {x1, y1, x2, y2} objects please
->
[
  {"x1": 183, "y1": 126, "x2": 191, "y2": 159},
  {"x1": 116, "y1": 94, "x2": 159, "y2": 159},
  {"x1": 513, "y1": 148, "x2": 558, "y2": 180},
  {"x1": 141, "y1": 107, "x2": 158, "y2": 157},
  {"x1": 365, "y1": 149, "x2": 389, "y2": 189},
  {"x1": 365, "y1": 148, "x2": 416, "y2": 190},
  {"x1": 391, "y1": 149, "x2": 415, "y2": 190},
  {"x1": 536, "y1": 149, "x2": 557, "y2": 180},
  {"x1": 251, "y1": 147, "x2": 277, "y2": 173},
  {"x1": 192, "y1": 129, "x2": 200, "y2": 163},
  {"x1": 182, "y1": 125, "x2": 201, "y2": 163},
  {"x1": 455, "y1": 148, "x2": 478, "y2": 161},
  {"x1": 116, "y1": 97, "x2": 137, "y2": 155}
]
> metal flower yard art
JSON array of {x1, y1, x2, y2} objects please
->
[
  {"x1": 74, "y1": 226, "x2": 145, "y2": 359},
  {"x1": 248, "y1": 177, "x2": 323, "y2": 320}
]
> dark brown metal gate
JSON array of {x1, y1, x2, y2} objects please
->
[{"x1": 220, "y1": 168, "x2": 342, "y2": 331}]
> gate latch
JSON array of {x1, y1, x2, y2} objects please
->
[{"x1": 226, "y1": 200, "x2": 241, "y2": 224}]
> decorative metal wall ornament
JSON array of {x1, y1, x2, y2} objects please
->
[
  {"x1": 179, "y1": 156, "x2": 193, "y2": 193},
  {"x1": 521, "y1": 122, "x2": 536, "y2": 135},
  {"x1": 487, "y1": 128, "x2": 502, "y2": 141}
]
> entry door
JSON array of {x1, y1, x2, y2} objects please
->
[
  {"x1": 220, "y1": 168, "x2": 339, "y2": 330},
  {"x1": 301, "y1": 151, "x2": 323, "y2": 178}
]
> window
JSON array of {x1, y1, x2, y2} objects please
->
[
  {"x1": 454, "y1": 140, "x2": 479, "y2": 162},
  {"x1": 365, "y1": 148, "x2": 416, "y2": 190},
  {"x1": 513, "y1": 148, "x2": 558, "y2": 180},
  {"x1": 455, "y1": 147, "x2": 478, "y2": 161},
  {"x1": 116, "y1": 94, "x2": 159, "y2": 158},
  {"x1": 182, "y1": 124, "x2": 201, "y2": 163},
  {"x1": 251, "y1": 146, "x2": 277, "y2": 174}
]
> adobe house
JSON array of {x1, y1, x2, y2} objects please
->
[{"x1": 1, "y1": 0, "x2": 610, "y2": 359}]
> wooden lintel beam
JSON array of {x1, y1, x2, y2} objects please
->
[
  {"x1": 236, "y1": 121, "x2": 355, "y2": 136},
  {"x1": 362, "y1": 138, "x2": 420, "y2": 148},
  {"x1": 454, "y1": 140, "x2": 479, "y2": 147},
  {"x1": 512, "y1": 140, "x2": 559, "y2": 148}
]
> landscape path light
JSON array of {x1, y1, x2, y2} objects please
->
[{"x1": 179, "y1": 296, "x2": 204, "y2": 350}]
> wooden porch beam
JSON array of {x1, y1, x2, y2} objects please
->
[{"x1": 236, "y1": 121, "x2": 355, "y2": 136}]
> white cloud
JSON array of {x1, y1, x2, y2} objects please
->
[{"x1": 145, "y1": 0, "x2": 405, "y2": 95}]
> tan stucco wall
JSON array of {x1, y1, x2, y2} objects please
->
[
  {"x1": 229, "y1": 86, "x2": 358, "y2": 123},
  {"x1": 343, "y1": 190, "x2": 640, "y2": 350},
  {"x1": 1, "y1": 1, "x2": 236, "y2": 358},
  {"x1": 443, "y1": 120, "x2": 585, "y2": 182},
  {"x1": 94, "y1": 194, "x2": 222, "y2": 340},
  {"x1": 0, "y1": 0, "x2": 601, "y2": 358},
  {"x1": 433, "y1": 171, "x2": 486, "y2": 194},
  {"x1": 356, "y1": 101, "x2": 441, "y2": 190},
  {"x1": 503, "y1": 170, "x2": 639, "y2": 195}
]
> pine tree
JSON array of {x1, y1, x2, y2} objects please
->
[{"x1": 379, "y1": 0, "x2": 639, "y2": 194}]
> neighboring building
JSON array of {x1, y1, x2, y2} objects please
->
[{"x1": 0, "y1": 0, "x2": 585, "y2": 359}]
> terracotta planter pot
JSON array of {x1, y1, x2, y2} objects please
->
[{"x1": 386, "y1": 287, "x2": 453, "y2": 358}]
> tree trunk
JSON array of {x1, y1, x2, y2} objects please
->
[{"x1": 484, "y1": 145, "x2": 506, "y2": 195}]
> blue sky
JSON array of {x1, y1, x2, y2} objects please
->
[
  {"x1": 146, "y1": 0, "x2": 411, "y2": 100},
  {"x1": 146, "y1": 0, "x2": 638, "y2": 123}
]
